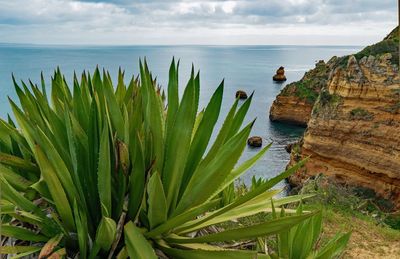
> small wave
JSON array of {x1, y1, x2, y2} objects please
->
[
  {"x1": 242, "y1": 48, "x2": 298, "y2": 51},
  {"x1": 284, "y1": 68, "x2": 308, "y2": 72}
]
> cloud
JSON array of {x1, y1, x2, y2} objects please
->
[{"x1": 0, "y1": 0, "x2": 397, "y2": 45}]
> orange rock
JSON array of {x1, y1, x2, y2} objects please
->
[
  {"x1": 288, "y1": 53, "x2": 400, "y2": 208},
  {"x1": 273, "y1": 66, "x2": 287, "y2": 81},
  {"x1": 269, "y1": 96, "x2": 312, "y2": 127}
]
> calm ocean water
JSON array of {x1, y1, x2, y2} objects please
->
[{"x1": 0, "y1": 44, "x2": 360, "y2": 189}]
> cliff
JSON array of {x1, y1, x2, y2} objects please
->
[
  {"x1": 270, "y1": 26, "x2": 399, "y2": 127},
  {"x1": 287, "y1": 27, "x2": 400, "y2": 206},
  {"x1": 269, "y1": 59, "x2": 335, "y2": 126}
]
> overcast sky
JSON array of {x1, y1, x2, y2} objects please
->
[{"x1": 0, "y1": 0, "x2": 397, "y2": 45}]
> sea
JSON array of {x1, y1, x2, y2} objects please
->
[{"x1": 0, "y1": 44, "x2": 361, "y2": 190}]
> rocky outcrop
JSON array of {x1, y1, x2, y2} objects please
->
[
  {"x1": 269, "y1": 60, "x2": 334, "y2": 126},
  {"x1": 270, "y1": 26, "x2": 399, "y2": 129},
  {"x1": 247, "y1": 136, "x2": 262, "y2": 147},
  {"x1": 289, "y1": 51, "x2": 400, "y2": 206},
  {"x1": 273, "y1": 66, "x2": 287, "y2": 81},
  {"x1": 269, "y1": 96, "x2": 313, "y2": 126},
  {"x1": 280, "y1": 26, "x2": 400, "y2": 207}
]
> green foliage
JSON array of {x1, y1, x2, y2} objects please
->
[
  {"x1": 319, "y1": 90, "x2": 340, "y2": 106},
  {"x1": 217, "y1": 177, "x2": 351, "y2": 258},
  {"x1": 269, "y1": 202, "x2": 350, "y2": 259},
  {"x1": 295, "y1": 81, "x2": 319, "y2": 104},
  {"x1": 279, "y1": 61, "x2": 329, "y2": 106},
  {"x1": 349, "y1": 108, "x2": 374, "y2": 121},
  {"x1": 0, "y1": 59, "x2": 346, "y2": 258},
  {"x1": 311, "y1": 89, "x2": 342, "y2": 118},
  {"x1": 355, "y1": 41, "x2": 399, "y2": 65},
  {"x1": 383, "y1": 102, "x2": 400, "y2": 114},
  {"x1": 337, "y1": 26, "x2": 399, "y2": 67},
  {"x1": 296, "y1": 175, "x2": 400, "y2": 230},
  {"x1": 281, "y1": 81, "x2": 319, "y2": 104},
  {"x1": 251, "y1": 175, "x2": 268, "y2": 191}
]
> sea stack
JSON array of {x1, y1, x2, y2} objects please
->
[{"x1": 273, "y1": 66, "x2": 287, "y2": 82}]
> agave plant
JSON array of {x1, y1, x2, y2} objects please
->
[
  {"x1": 266, "y1": 202, "x2": 350, "y2": 259},
  {"x1": 1, "y1": 59, "x2": 343, "y2": 258}
]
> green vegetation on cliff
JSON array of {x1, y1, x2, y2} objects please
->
[
  {"x1": 280, "y1": 61, "x2": 330, "y2": 104},
  {"x1": 338, "y1": 26, "x2": 399, "y2": 66},
  {"x1": 349, "y1": 108, "x2": 374, "y2": 121},
  {"x1": 311, "y1": 89, "x2": 342, "y2": 117},
  {"x1": 271, "y1": 26, "x2": 399, "y2": 126}
]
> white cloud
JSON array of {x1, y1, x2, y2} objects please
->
[{"x1": 0, "y1": 0, "x2": 397, "y2": 45}]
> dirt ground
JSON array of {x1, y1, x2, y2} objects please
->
[{"x1": 322, "y1": 212, "x2": 400, "y2": 258}]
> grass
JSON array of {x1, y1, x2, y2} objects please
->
[
  {"x1": 295, "y1": 81, "x2": 319, "y2": 104},
  {"x1": 219, "y1": 174, "x2": 400, "y2": 257},
  {"x1": 279, "y1": 61, "x2": 329, "y2": 105},
  {"x1": 337, "y1": 26, "x2": 399, "y2": 67},
  {"x1": 291, "y1": 175, "x2": 400, "y2": 258},
  {"x1": 354, "y1": 40, "x2": 399, "y2": 65},
  {"x1": 281, "y1": 80, "x2": 319, "y2": 104},
  {"x1": 314, "y1": 205, "x2": 400, "y2": 258}
]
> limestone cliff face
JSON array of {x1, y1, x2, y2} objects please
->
[
  {"x1": 289, "y1": 52, "x2": 400, "y2": 205},
  {"x1": 269, "y1": 96, "x2": 312, "y2": 126},
  {"x1": 269, "y1": 59, "x2": 335, "y2": 127},
  {"x1": 271, "y1": 26, "x2": 399, "y2": 129}
]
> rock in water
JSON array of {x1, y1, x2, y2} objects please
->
[
  {"x1": 235, "y1": 90, "x2": 248, "y2": 99},
  {"x1": 273, "y1": 66, "x2": 287, "y2": 82},
  {"x1": 247, "y1": 136, "x2": 262, "y2": 147}
]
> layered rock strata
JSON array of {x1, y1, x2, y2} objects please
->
[
  {"x1": 272, "y1": 26, "x2": 400, "y2": 206},
  {"x1": 269, "y1": 60, "x2": 334, "y2": 126},
  {"x1": 289, "y1": 53, "x2": 400, "y2": 205}
]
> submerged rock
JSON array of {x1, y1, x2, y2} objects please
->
[
  {"x1": 273, "y1": 66, "x2": 287, "y2": 82},
  {"x1": 247, "y1": 136, "x2": 262, "y2": 147},
  {"x1": 235, "y1": 90, "x2": 248, "y2": 99}
]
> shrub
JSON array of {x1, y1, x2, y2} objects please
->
[
  {"x1": 297, "y1": 175, "x2": 399, "y2": 229},
  {"x1": 294, "y1": 81, "x2": 319, "y2": 104},
  {"x1": 383, "y1": 102, "x2": 400, "y2": 114},
  {"x1": 317, "y1": 89, "x2": 342, "y2": 107},
  {"x1": 337, "y1": 27, "x2": 399, "y2": 67},
  {"x1": 349, "y1": 108, "x2": 374, "y2": 120},
  {"x1": 319, "y1": 90, "x2": 333, "y2": 105},
  {"x1": 0, "y1": 59, "x2": 348, "y2": 258}
]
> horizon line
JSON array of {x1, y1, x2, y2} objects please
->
[{"x1": 0, "y1": 42, "x2": 364, "y2": 48}]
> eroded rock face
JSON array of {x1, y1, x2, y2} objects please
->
[
  {"x1": 269, "y1": 59, "x2": 333, "y2": 126},
  {"x1": 269, "y1": 96, "x2": 313, "y2": 126},
  {"x1": 289, "y1": 53, "x2": 400, "y2": 206}
]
